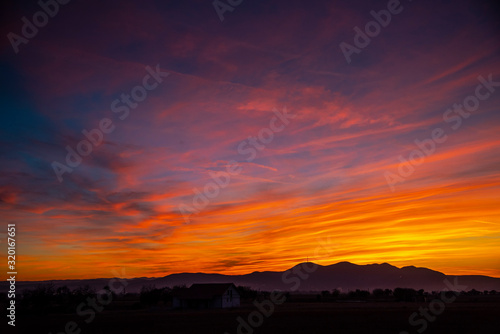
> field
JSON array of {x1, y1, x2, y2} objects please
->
[{"x1": 11, "y1": 298, "x2": 500, "y2": 334}]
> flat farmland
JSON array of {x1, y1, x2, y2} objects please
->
[{"x1": 13, "y1": 301, "x2": 500, "y2": 334}]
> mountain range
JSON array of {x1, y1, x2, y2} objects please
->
[{"x1": 7, "y1": 262, "x2": 500, "y2": 293}]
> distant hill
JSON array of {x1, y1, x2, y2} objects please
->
[{"x1": 5, "y1": 262, "x2": 500, "y2": 293}]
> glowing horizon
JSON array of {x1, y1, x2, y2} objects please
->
[{"x1": 1, "y1": 0, "x2": 500, "y2": 282}]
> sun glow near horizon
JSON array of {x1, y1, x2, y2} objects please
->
[{"x1": 2, "y1": 0, "x2": 500, "y2": 283}]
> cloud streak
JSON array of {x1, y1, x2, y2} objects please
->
[{"x1": 1, "y1": 0, "x2": 499, "y2": 280}]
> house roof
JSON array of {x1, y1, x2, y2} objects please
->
[{"x1": 173, "y1": 283, "x2": 237, "y2": 300}]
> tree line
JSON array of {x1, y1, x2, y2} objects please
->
[{"x1": 1, "y1": 284, "x2": 496, "y2": 313}]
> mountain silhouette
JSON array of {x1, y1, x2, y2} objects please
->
[{"x1": 8, "y1": 262, "x2": 500, "y2": 293}]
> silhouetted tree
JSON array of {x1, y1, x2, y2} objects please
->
[
  {"x1": 73, "y1": 285, "x2": 96, "y2": 301},
  {"x1": 20, "y1": 284, "x2": 57, "y2": 313},
  {"x1": 236, "y1": 286, "x2": 258, "y2": 300},
  {"x1": 373, "y1": 289, "x2": 385, "y2": 299},
  {"x1": 348, "y1": 289, "x2": 370, "y2": 300},
  {"x1": 53, "y1": 285, "x2": 73, "y2": 310},
  {"x1": 394, "y1": 288, "x2": 417, "y2": 302},
  {"x1": 172, "y1": 284, "x2": 187, "y2": 292},
  {"x1": 140, "y1": 285, "x2": 165, "y2": 306},
  {"x1": 331, "y1": 289, "x2": 341, "y2": 299},
  {"x1": 469, "y1": 289, "x2": 481, "y2": 296}
]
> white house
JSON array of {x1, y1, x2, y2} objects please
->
[{"x1": 172, "y1": 283, "x2": 240, "y2": 309}]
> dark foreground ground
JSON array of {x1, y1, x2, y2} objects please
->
[{"x1": 7, "y1": 300, "x2": 500, "y2": 334}]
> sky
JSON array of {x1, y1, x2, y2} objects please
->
[{"x1": 0, "y1": 0, "x2": 499, "y2": 281}]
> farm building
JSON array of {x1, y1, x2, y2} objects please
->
[{"x1": 172, "y1": 283, "x2": 240, "y2": 309}]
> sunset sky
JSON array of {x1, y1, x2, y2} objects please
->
[{"x1": 1, "y1": 0, "x2": 500, "y2": 281}]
